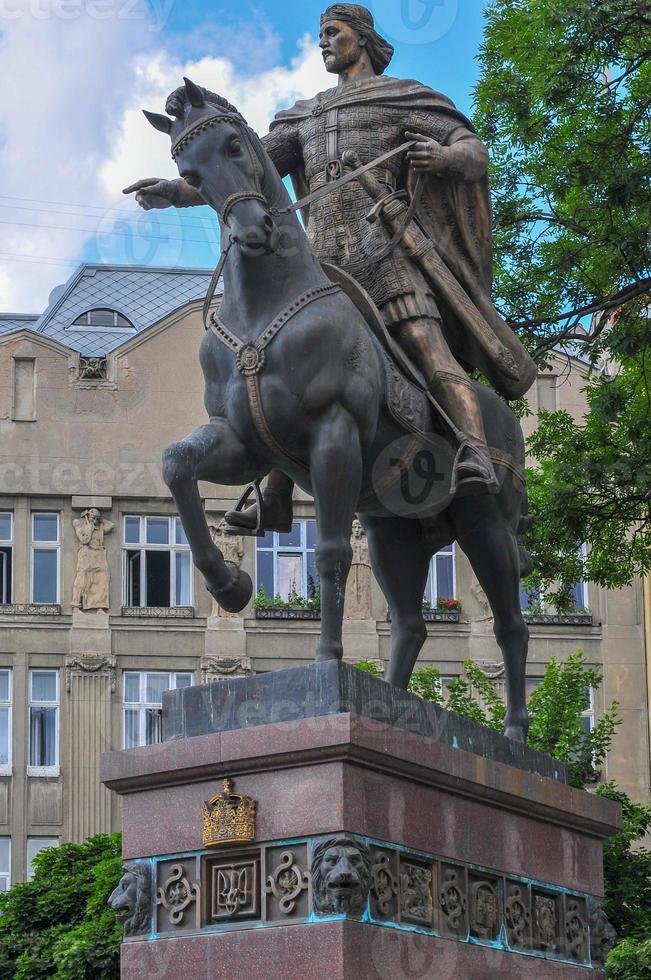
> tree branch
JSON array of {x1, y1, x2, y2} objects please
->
[{"x1": 511, "y1": 278, "x2": 651, "y2": 331}]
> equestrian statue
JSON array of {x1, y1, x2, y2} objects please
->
[{"x1": 124, "y1": 4, "x2": 538, "y2": 742}]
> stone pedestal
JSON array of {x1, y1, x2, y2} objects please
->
[{"x1": 100, "y1": 662, "x2": 620, "y2": 980}]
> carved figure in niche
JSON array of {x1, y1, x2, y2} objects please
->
[
  {"x1": 344, "y1": 519, "x2": 371, "y2": 620},
  {"x1": 208, "y1": 520, "x2": 244, "y2": 616},
  {"x1": 533, "y1": 893, "x2": 557, "y2": 949},
  {"x1": 71, "y1": 509, "x2": 114, "y2": 611},
  {"x1": 400, "y1": 863, "x2": 433, "y2": 924},
  {"x1": 312, "y1": 835, "x2": 371, "y2": 915},
  {"x1": 108, "y1": 862, "x2": 152, "y2": 937},
  {"x1": 587, "y1": 896, "x2": 617, "y2": 967}
]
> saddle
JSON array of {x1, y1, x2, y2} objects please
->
[{"x1": 320, "y1": 262, "x2": 525, "y2": 487}]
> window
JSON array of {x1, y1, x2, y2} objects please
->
[
  {"x1": 31, "y1": 513, "x2": 60, "y2": 604},
  {"x1": 0, "y1": 838, "x2": 9, "y2": 891},
  {"x1": 123, "y1": 671, "x2": 193, "y2": 748},
  {"x1": 256, "y1": 521, "x2": 318, "y2": 601},
  {"x1": 569, "y1": 545, "x2": 589, "y2": 611},
  {"x1": 71, "y1": 309, "x2": 134, "y2": 330},
  {"x1": 123, "y1": 517, "x2": 192, "y2": 608},
  {"x1": 424, "y1": 545, "x2": 456, "y2": 605},
  {"x1": 0, "y1": 670, "x2": 12, "y2": 774},
  {"x1": 581, "y1": 688, "x2": 595, "y2": 735},
  {"x1": 28, "y1": 670, "x2": 59, "y2": 774},
  {"x1": 27, "y1": 837, "x2": 58, "y2": 880},
  {"x1": 0, "y1": 513, "x2": 12, "y2": 604},
  {"x1": 520, "y1": 585, "x2": 542, "y2": 613}
]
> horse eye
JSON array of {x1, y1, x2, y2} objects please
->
[{"x1": 229, "y1": 139, "x2": 242, "y2": 155}]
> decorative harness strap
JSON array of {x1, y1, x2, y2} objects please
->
[{"x1": 209, "y1": 283, "x2": 342, "y2": 470}]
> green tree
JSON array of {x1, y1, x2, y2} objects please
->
[
  {"x1": 474, "y1": 0, "x2": 651, "y2": 601},
  {"x1": 0, "y1": 834, "x2": 122, "y2": 979}
]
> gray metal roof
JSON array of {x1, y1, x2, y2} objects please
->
[
  {"x1": 1, "y1": 264, "x2": 217, "y2": 356},
  {"x1": 0, "y1": 314, "x2": 39, "y2": 336}
]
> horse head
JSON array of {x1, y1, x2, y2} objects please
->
[{"x1": 144, "y1": 78, "x2": 279, "y2": 256}]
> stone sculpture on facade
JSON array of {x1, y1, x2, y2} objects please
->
[
  {"x1": 208, "y1": 520, "x2": 244, "y2": 617},
  {"x1": 71, "y1": 508, "x2": 114, "y2": 611},
  {"x1": 311, "y1": 835, "x2": 371, "y2": 915},
  {"x1": 587, "y1": 896, "x2": 618, "y2": 967},
  {"x1": 108, "y1": 862, "x2": 153, "y2": 937},
  {"x1": 125, "y1": 3, "x2": 540, "y2": 743},
  {"x1": 344, "y1": 519, "x2": 371, "y2": 620}
]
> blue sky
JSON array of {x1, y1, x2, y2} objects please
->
[{"x1": 1, "y1": 0, "x2": 488, "y2": 312}]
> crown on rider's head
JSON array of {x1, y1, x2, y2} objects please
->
[{"x1": 320, "y1": 3, "x2": 394, "y2": 74}]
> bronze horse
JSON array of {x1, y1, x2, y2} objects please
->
[{"x1": 144, "y1": 79, "x2": 532, "y2": 742}]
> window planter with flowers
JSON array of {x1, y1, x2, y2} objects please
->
[
  {"x1": 253, "y1": 586, "x2": 321, "y2": 620},
  {"x1": 422, "y1": 598, "x2": 462, "y2": 623}
]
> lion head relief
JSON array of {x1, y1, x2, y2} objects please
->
[
  {"x1": 108, "y1": 861, "x2": 153, "y2": 937},
  {"x1": 311, "y1": 835, "x2": 371, "y2": 915}
]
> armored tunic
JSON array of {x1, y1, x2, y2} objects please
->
[
  {"x1": 263, "y1": 82, "x2": 479, "y2": 327},
  {"x1": 264, "y1": 75, "x2": 537, "y2": 400}
]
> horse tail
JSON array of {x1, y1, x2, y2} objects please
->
[{"x1": 517, "y1": 493, "x2": 533, "y2": 579}]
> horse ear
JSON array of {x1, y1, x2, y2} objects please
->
[
  {"x1": 183, "y1": 76, "x2": 205, "y2": 108},
  {"x1": 142, "y1": 110, "x2": 172, "y2": 134}
]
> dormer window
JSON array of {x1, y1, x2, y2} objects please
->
[{"x1": 70, "y1": 309, "x2": 134, "y2": 329}]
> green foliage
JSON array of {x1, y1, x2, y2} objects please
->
[
  {"x1": 598, "y1": 783, "x2": 651, "y2": 943},
  {"x1": 606, "y1": 938, "x2": 651, "y2": 979},
  {"x1": 474, "y1": 0, "x2": 651, "y2": 594},
  {"x1": 253, "y1": 584, "x2": 320, "y2": 613},
  {"x1": 526, "y1": 652, "x2": 620, "y2": 787},
  {"x1": 0, "y1": 834, "x2": 122, "y2": 979},
  {"x1": 357, "y1": 652, "x2": 619, "y2": 790}
]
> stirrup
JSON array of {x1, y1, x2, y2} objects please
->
[
  {"x1": 450, "y1": 441, "x2": 500, "y2": 497},
  {"x1": 222, "y1": 480, "x2": 265, "y2": 537}
]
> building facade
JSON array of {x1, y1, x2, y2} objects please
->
[{"x1": 0, "y1": 264, "x2": 648, "y2": 886}]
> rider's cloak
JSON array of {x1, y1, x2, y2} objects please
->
[{"x1": 270, "y1": 75, "x2": 536, "y2": 401}]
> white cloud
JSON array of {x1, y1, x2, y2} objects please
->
[
  {"x1": 100, "y1": 36, "x2": 329, "y2": 194},
  {"x1": 0, "y1": 8, "x2": 329, "y2": 314}
]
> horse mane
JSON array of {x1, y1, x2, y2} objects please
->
[{"x1": 165, "y1": 85, "x2": 241, "y2": 120}]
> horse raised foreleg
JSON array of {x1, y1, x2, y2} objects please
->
[
  {"x1": 360, "y1": 515, "x2": 431, "y2": 688},
  {"x1": 162, "y1": 420, "x2": 266, "y2": 613},
  {"x1": 456, "y1": 524, "x2": 530, "y2": 742},
  {"x1": 310, "y1": 407, "x2": 362, "y2": 661}
]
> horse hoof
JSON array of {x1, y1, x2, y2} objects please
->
[{"x1": 207, "y1": 564, "x2": 253, "y2": 614}]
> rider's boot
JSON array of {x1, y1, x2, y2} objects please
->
[
  {"x1": 393, "y1": 317, "x2": 499, "y2": 496},
  {"x1": 428, "y1": 370, "x2": 499, "y2": 495},
  {"x1": 225, "y1": 470, "x2": 295, "y2": 535}
]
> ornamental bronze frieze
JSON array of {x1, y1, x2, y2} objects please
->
[{"x1": 113, "y1": 834, "x2": 612, "y2": 972}]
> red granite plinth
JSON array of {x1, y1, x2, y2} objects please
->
[
  {"x1": 101, "y1": 711, "x2": 620, "y2": 979},
  {"x1": 122, "y1": 921, "x2": 604, "y2": 980}
]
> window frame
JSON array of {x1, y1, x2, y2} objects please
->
[
  {"x1": 0, "y1": 837, "x2": 10, "y2": 892},
  {"x1": 27, "y1": 668, "x2": 59, "y2": 776},
  {"x1": 122, "y1": 516, "x2": 193, "y2": 609},
  {"x1": 122, "y1": 670, "x2": 193, "y2": 748},
  {"x1": 424, "y1": 544, "x2": 456, "y2": 606},
  {"x1": 69, "y1": 309, "x2": 135, "y2": 331},
  {"x1": 0, "y1": 669, "x2": 12, "y2": 776},
  {"x1": 255, "y1": 520, "x2": 318, "y2": 601},
  {"x1": 0, "y1": 512, "x2": 13, "y2": 605},
  {"x1": 30, "y1": 513, "x2": 60, "y2": 605},
  {"x1": 26, "y1": 837, "x2": 58, "y2": 880}
]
